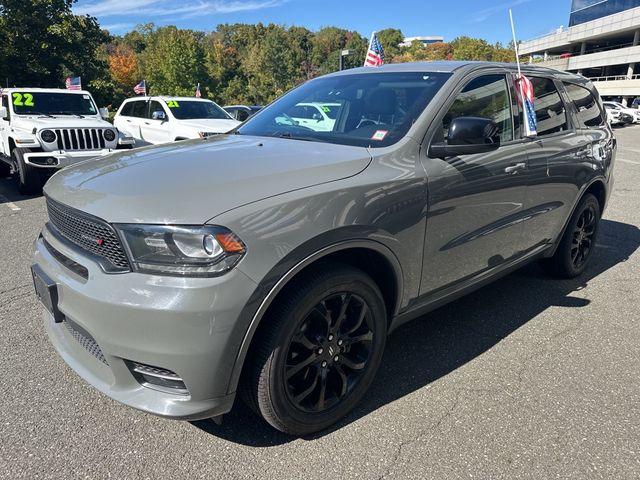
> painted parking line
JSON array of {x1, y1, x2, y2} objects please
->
[
  {"x1": 0, "y1": 194, "x2": 20, "y2": 211},
  {"x1": 617, "y1": 157, "x2": 640, "y2": 166}
]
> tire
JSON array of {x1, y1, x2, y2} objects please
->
[
  {"x1": 540, "y1": 193, "x2": 600, "y2": 278},
  {"x1": 13, "y1": 148, "x2": 43, "y2": 195},
  {"x1": 241, "y1": 263, "x2": 387, "y2": 436}
]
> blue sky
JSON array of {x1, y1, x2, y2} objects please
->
[{"x1": 74, "y1": 0, "x2": 572, "y2": 44}]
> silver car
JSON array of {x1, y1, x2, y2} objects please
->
[{"x1": 32, "y1": 62, "x2": 615, "y2": 435}]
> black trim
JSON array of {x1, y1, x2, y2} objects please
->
[{"x1": 42, "y1": 235, "x2": 89, "y2": 280}]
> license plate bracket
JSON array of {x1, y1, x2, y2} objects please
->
[{"x1": 31, "y1": 264, "x2": 64, "y2": 323}]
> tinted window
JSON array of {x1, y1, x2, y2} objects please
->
[
  {"x1": 10, "y1": 92, "x2": 97, "y2": 116},
  {"x1": 238, "y1": 72, "x2": 452, "y2": 148},
  {"x1": 443, "y1": 74, "x2": 513, "y2": 142},
  {"x1": 530, "y1": 77, "x2": 568, "y2": 136},
  {"x1": 236, "y1": 109, "x2": 250, "y2": 122},
  {"x1": 131, "y1": 101, "x2": 148, "y2": 118},
  {"x1": 0, "y1": 95, "x2": 9, "y2": 120},
  {"x1": 166, "y1": 100, "x2": 231, "y2": 120},
  {"x1": 120, "y1": 101, "x2": 134, "y2": 117},
  {"x1": 148, "y1": 101, "x2": 165, "y2": 119},
  {"x1": 564, "y1": 83, "x2": 605, "y2": 128}
]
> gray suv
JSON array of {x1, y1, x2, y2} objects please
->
[{"x1": 32, "y1": 62, "x2": 615, "y2": 435}]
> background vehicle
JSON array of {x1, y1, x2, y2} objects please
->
[
  {"x1": 114, "y1": 96, "x2": 240, "y2": 145},
  {"x1": 223, "y1": 105, "x2": 262, "y2": 122},
  {"x1": 286, "y1": 102, "x2": 341, "y2": 131},
  {"x1": 604, "y1": 105, "x2": 624, "y2": 126},
  {"x1": 603, "y1": 100, "x2": 640, "y2": 123},
  {"x1": 0, "y1": 88, "x2": 129, "y2": 194},
  {"x1": 34, "y1": 62, "x2": 615, "y2": 436}
]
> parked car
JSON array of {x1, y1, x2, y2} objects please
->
[
  {"x1": 114, "y1": 96, "x2": 240, "y2": 146},
  {"x1": 602, "y1": 100, "x2": 640, "y2": 123},
  {"x1": 0, "y1": 88, "x2": 132, "y2": 194},
  {"x1": 605, "y1": 106, "x2": 624, "y2": 126},
  {"x1": 284, "y1": 102, "x2": 341, "y2": 131},
  {"x1": 223, "y1": 105, "x2": 263, "y2": 122},
  {"x1": 33, "y1": 61, "x2": 615, "y2": 436}
]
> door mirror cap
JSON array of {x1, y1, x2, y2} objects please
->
[
  {"x1": 0, "y1": 106, "x2": 7, "y2": 119},
  {"x1": 152, "y1": 110, "x2": 166, "y2": 121},
  {"x1": 429, "y1": 116, "x2": 501, "y2": 158},
  {"x1": 99, "y1": 107, "x2": 109, "y2": 120}
]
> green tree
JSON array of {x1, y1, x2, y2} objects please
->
[
  {"x1": 138, "y1": 26, "x2": 207, "y2": 96},
  {"x1": 376, "y1": 28, "x2": 404, "y2": 61},
  {"x1": 0, "y1": 0, "x2": 108, "y2": 87},
  {"x1": 450, "y1": 36, "x2": 495, "y2": 61}
]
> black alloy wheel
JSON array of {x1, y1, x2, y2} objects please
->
[
  {"x1": 241, "y1": 263, "x2": 387, "y2": 436},
  {"x1": 541, "y1": 193, "x2": 600, "y2": 278},
  {"x1": 284, "y1": 292, "x2": 374, "y2": 413}
]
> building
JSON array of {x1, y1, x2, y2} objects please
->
[
  {"x1": 399, "y1": 36, "x2": 444, "y2": 48},
  {"x1": 519, "y1": 0, "x2": 640, "y2": 104}
]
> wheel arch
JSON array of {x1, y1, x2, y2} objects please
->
[{"x1": 226, "y1": 238, "x2": 404, "y2": 394}]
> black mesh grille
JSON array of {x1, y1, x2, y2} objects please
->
[
  {"x1": 63, "y1": 319, "x2": 108, "y2": 365},
  {"x1": 46, "y1": 198, "x2": 130, "y2": 272}
]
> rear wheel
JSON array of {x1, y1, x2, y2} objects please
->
[
  {"x1": 13, "y1": 148, "x2": 43, "y2": 195},
  {"x1": 540, "y1": 193, "x2": 600, "y2": 278},
  {"x1": 241, "y1": 263, "x2": 387, "y2": 435}
]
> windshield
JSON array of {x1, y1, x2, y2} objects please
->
[
  {"x1": 166, "y1": 100, "x2": 233, "y2": 120},
  {"x1": 237, "y1": 72, "x2": 451, "y2": 148},
  {"x1": 11, "y1": 92, "x2": 98, "y2": 116}
]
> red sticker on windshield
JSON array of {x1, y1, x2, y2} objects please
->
[{"x1": 371, "y1": 130, "x2": 388, "y2": 141}]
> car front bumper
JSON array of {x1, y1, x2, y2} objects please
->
[
  {"x1": 24, "y1": 149, "x2": 116, "y2": 169},
  {"x1": 34, "y1": 226, "x2": 258, "y2": 420}
]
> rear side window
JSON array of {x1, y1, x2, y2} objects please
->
[
  {"x1": 530, "y1": 77, "x2": 568, "y2": 136},
  {"x1": 564, "y1": 83, "x2": 605, "y2": 128},
  {"x1": 120, "y1": 101, "x2": 135, "y2": 117},
  {"x1": 443, "y1": 74, "x2": 514, "y2": 143}
]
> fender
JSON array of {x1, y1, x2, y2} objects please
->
[{"x1": 226, "y1": 237, "x2": 404, "y2": 394}]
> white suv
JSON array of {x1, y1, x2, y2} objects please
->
[
  {"x1": 602, "y1": 101, "x2": 640, "y2": 123},
  {"x1": 114, "y1": 97, "x2": 240, "y2": 146},
  {"x1": 0, "y1": 88, "x2": 129, "y2": 194}
]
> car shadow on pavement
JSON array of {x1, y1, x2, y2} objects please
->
[
  {"x1": 0, "y1": 175, "x2": 40, "y2": 203},
  {"x1": 193, "y1": 219, "x2": 639, "y2": 446}
]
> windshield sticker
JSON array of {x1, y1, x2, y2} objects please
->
[
  {"x1": 166, "y1": 100, "x2": 180, "y2": 108},
  {"x1": 12, "y1": 93, "x2": 34, "y2": 107},
  {"x1": 371, "y1": 130, "x2": 388, "y2": 141},
  {"x1": 320, "y1": 106, "x2": 330, "y2": 113}
]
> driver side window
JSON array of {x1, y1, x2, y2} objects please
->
[{"x1": 443, "y1": 75, "x2": 514, "y2": 143}]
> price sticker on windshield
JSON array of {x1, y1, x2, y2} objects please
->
[
  {"x1": 12, "y1": 92, "x2": 35, "y2": 107},
  {"x1": 371, "y1": 130, "x2": 388, "y2": 141},
  {"x1": 166, "y1": 100, "x2": 180, "y2": 108}
]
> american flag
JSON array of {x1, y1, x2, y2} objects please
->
[
  {"x1": 65, "y1": 76, "x2": 82, "y2": 91},
  {"x1": 195, "y1": 83, "x2": 201, "y2": 98},
  {"x1": 517, "y1": 74, "x2": 537, "y2": 137},
  {"x1": 364, "y1": 33, "x2": 384, "y2": 67},
  {"x1": 133, "y1": 80, "x2": 146, "y2": 95}
]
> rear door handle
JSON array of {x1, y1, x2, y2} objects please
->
[{"x1": 504, "y1": 162, "x2": 526, "y2": 174}]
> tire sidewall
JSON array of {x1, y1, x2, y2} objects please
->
[
  {"x1": 262, "y1": 269, "x2": 387, "y2": 434},
  {"x1": 558, "y1": 194, "x2": 600, "y2": 276}
]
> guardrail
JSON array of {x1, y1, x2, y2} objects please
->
[{"x1": 589, "y1": 74, "x2": 640, "y2": 82}]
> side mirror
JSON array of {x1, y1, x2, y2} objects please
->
[
  {"x1": 429, "y1": 117, "x2": 500, "y2": 158},
  {"x1": 99, "y1": 107, "x2": 109, "y2": 120},
  {"x1": 152, "y1": 110, "x2": 166, "y2": 121},
  {"x1": 0, "y1": 106, "x2": 7, "y2": 119}
]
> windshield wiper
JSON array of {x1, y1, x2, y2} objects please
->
[
  {"x1": 50, "y1": 111, "x2": 85, "y2": 118},
  {"x1": 273, "y1": 131, "x2": 326, "y2": 143},
  {"x1": 21, "y1": 112, "x2": 55, "y2": 118}
]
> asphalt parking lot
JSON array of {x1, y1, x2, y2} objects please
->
[{"x1": 1, "y1": 127, "x2": 639, "y2": 480}]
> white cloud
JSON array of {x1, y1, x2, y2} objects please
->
[
  {"x1": 75, "y1": 0, "x2": 287, "y2": 18},
  {"x1": 471, "y1": 0, "x2": 533, "y2": 23}
]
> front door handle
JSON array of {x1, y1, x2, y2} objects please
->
[{"x1": 504, "y1": 162, "x2": 526, "y2": 174}]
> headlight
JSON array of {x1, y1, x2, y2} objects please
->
[
  {"x1": 103, "y1": 129, "x2": 116, "y2": 142},
  {"x1": 41, "y1": 130, "x2": 56, "y2": 143},
  {"x1": 116, "y1": 224, "x2": 246, "y2": 277}
]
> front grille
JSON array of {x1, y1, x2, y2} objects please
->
[
  {"x1": 63, "y1": 319, "x2": 108, "y2": 365},
  {"x1": 52, "y1": 128, "x2": 106, "y2": 151},
  {"x1": 46, "y1": 197, "x2": 131, "y2": 272}
]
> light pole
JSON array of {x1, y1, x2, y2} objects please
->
[{"x1": 339, "y1": 49, "x2": 353, "y2": 71}]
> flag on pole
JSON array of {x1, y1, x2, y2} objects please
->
[
  {"x1": 133, "y1": 80, "x2": 146, "y2": 95},
  {"x1": 65, "y1": 76, "x2": 82, "y2": 91},
  {"x1": 195, "y1": 83, "x2": 201, "y2": 98},
  {"x1": 517, "y1": 74, "x2": 537, "y2": 137},
  {"x1": 364, "y1": 33, "x2": 384, "y2": 67}
]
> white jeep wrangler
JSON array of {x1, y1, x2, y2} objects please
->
[{"x1": 0, "y1": 88, "x2": 134, "y2": 194}]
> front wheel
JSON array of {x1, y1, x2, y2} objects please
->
[
  {"x1": 13, "y1": 148, "x2": 43, "y2": 195},
  {"x1": 241, "y1": 263, "x2": 387, "y2": 435},
  {"x1": 540, "y1": 193, "x2": 600, "y2": 278}
]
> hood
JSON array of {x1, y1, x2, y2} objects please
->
[
  {"x1": 176, "y1": 118, "x2": 240, "y2": 133},
  {"x1": 13, "y1": 116, "x2": 113, "y2": 131},
  {"x1": 44, "y1": 135, "x2": 372, "y2": 224}
]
